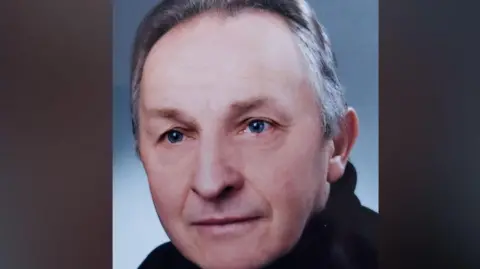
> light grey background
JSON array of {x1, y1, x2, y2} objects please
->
[{"x1": 113, "y1": 1, "x2": 378, "y2": 268}]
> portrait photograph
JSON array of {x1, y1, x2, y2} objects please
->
[{"x1": 113, "y1": 0, "x2": 378, "y2": 268}]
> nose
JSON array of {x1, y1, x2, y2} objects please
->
[{"x1": 191, "y1": 137, "x2": 244, "y2": 200}]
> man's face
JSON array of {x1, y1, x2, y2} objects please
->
[{"x1": 138, "y1": 11, "x2": 335, "y2": 269}]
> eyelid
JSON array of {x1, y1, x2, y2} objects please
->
[
  {"x1": 239, "y1": 117, "x2": 276, "y2": 133},
  {"x1": 158, "y1": 118, "x2": 279, "y2": 141},
  {"x1": 157, "y1": 128, "x2": 189, "y2": 142},
  {"x1": 242, "y1": 117, "x2": 274, "y2": 124}
]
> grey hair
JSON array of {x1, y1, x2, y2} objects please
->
[{"x1": 130, "y1": 0, "x2": 347, "y2": 148}]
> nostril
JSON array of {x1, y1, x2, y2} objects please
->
[{"x1": 218, "y1": 186, "x2": 235, "y2": 200}]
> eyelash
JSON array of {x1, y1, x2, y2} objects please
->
[
  {"x1": 157, "y1": 128, "x2": 187, "y2": 143},
  {"x1": 157, "y1": 118, "x2": 279, "y2": 142},
  {"x1": 240, "y1": 118, "x2": 276, "y2": 133}
]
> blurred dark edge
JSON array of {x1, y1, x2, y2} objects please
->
[
  {"x1": 1, "y1": 0, "x2": 480, "y2": 269},
  {"x1": 0, "y1": 0, "x2": 112, "y2": 268},
  {"x1": 380, "y1": 0, "x2": 480, "y2": 268}
]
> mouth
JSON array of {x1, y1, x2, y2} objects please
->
[
  {"x1": 193, "y1": 216, "x2": 261, "y2": 226},
  {"x1": 191, "y1": 216, "x2": 263, "y2": 237}
]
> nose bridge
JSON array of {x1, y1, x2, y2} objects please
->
[
  {"x1": 192, "y1": 130, "x2": 240, "y2": 199},
  {"x1": 198, "y1": 133, "x2": 224, "y2": 179}
]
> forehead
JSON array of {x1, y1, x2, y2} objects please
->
[{"x1": 140, "y1": 9, "x2": 314, "y2": 113}]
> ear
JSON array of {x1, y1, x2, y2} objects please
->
[{"x1": 327, "y1": 107, "x2": 359, "y2": 183}]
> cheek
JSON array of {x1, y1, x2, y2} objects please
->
[
  {"x1": 240, "y1": 129, "x2": 329, "y2": 221},
  {"x1": 141, "y1": 145, "x2": 195, "y2": 222},
  {"x1": 272, "y1": 151, "x2": 327, "y2": 217}
]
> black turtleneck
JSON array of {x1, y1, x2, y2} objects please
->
[{"x1": 138, "y1": 162, "x2": 378, "y2": 269}]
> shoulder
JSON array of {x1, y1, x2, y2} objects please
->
[
  {"x1": 138, "y1": 241, "x2": 194, "y2": 269},
  {"x1": 356, "y1": 206, "x2": 379, "y2": 245},
  {"x1": 343, "y1": 206, "x2": 379, "y2": 269}
]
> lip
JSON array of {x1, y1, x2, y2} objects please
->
[
  {"x1": 192, "y1": 216, "x2": 261, "y2": 226},
  {"x1": 191, "y1": 216, "x2": 263, "y2": 238}
]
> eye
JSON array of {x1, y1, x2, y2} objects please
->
[
  {"x1": 245, "y1": 119, "x2": 271, "y2": 134},
  {"x1": 164, "y1": 130, "x2": 185, "y2": 144}
]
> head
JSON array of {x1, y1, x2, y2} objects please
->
[{"x1": 131, "y1": 0, "x2": 358, "y2": 268}]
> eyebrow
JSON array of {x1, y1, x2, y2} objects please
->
[
  {"x1": 228, "y1": 96, "x2": 292, "y2": 123},
  {"x1": 143, "y1": 97, "x2": 291, "y2": 127},
  {"x1": 144, "y1": 107, "x2": 199, "y2": 128}
]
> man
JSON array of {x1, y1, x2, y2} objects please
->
[{"x1": 130, "y1": 0, "x2": 378, "y2": 268}]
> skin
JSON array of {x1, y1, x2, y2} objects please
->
[{"x1": 138, "y1": 10, "x2": 359, "y2": 269}]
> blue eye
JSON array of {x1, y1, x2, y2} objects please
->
[
  {"x1": 165, "y1": 130, "x2": 184, "y2": 144},
  {"x1": 247, "y1": 120, "x2": 269, "y2": 134}
]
